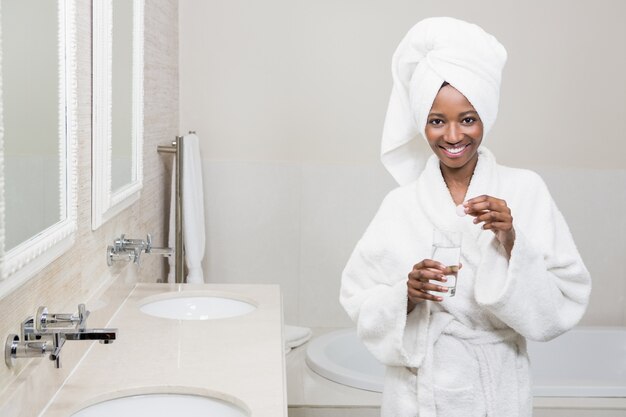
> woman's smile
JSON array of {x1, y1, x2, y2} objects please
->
[{"x1": 440, "y1": 143, "x2": 470, "y2": 158}]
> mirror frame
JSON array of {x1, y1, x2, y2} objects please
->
[
  {"x1": 91, "y1": 0, "x2": 144, "y2": 230},
  {"x1": 0, "y1": 0, "x2": 78, "y2": 295}
]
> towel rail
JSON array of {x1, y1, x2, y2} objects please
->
[{"x1": 156, "y1": 132, "x2": 194, "y2": 284}]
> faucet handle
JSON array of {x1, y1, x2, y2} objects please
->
[
  {"x1": 120, "y1": 235, "x2": 149, "y2": 251},
  {"x1": 34, "y1": 304, "x2": 90, "y2": 333},
  {"x1": 134, "y1": 234, "x2": 153, "y2": 261},
  {"x1": 35, "y1": 306, "x2": 49, "y2": 333},
  {"x1": 107, "y1": 244, "x2": 135, "y2": 266},
  {"x1": 145, "y1": 234, "x2": 153, "y2": 252},
  {"x1": 113, "y1": 235, "x2": 126, "y2": 251},
  {"x1": 5, "y1": 334, "x2": 52, "y2": 368},
  {"x1": 133, "y1": 247, "x2": 142, "y2": 265},
  {"x1": 77, "y1": 304, "x2": 90, "y2": 329}
]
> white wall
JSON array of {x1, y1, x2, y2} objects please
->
[{"x1": 179, "y1": 0, "x2": 626, "y2": 327}]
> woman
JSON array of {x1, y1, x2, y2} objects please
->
[{"x1": 339, "y1": 17, "x2": 591, "y2": 417}]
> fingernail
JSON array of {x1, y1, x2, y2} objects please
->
[
  {"x1": 441, "y1": 276, "x2": 447, "y2": 282},
  {"x1": 449, "y1": 265, "x2": 459, "y2": 273},
  {"x1": 437, "y1": 297, "x2": 444, "y2": 301}
]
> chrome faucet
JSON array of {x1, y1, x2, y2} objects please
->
[
  {"x1": 107, "y1": 234, "x2": 172, "y2": 266},
  {"x1": 5, "y1": 304, "x2": 117, "y2": 369}
]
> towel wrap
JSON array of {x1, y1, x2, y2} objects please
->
[{"x1": 381, "y1": 17, "x2": 507, "y2": 185}]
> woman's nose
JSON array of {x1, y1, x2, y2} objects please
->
[{"x1": 445, "y1": 123, "x2": 463, "y2": 143}]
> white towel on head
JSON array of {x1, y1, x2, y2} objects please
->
[{"x1": 381, "y1": 17, "x2": 507, "y2": 185}]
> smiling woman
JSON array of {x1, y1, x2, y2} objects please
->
[
  {"x1": 0, "y1": 0, "x2": 77, "y2": 295},
  {"x1": 340, "y1": 17, "x2": 591, "y2": 417},
  {"x1": 424, "y1": 83, "x2": 484, "y2": 204}
]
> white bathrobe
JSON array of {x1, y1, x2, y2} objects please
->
[{"x1": 340, "y1": 147, "x2": 591, "y2": 417}]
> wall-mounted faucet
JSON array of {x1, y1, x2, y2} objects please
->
[
  {"x1": 5, "y1": 304, "x2": 117, "y2": 369},
  {"x1": 107, "y1": 234, "x2": 172, "y2": 266}
]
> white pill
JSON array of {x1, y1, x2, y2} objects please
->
[{"x1": 456, "y1": 204, "x2": 466, "y2": 217}]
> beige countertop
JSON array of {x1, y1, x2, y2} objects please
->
[{"x1": 39, "y1": 283, "x2": 286, "y2": 417}]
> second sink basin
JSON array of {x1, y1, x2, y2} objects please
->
[
  {"x1": 71, "y1": 393, "x2": 248, "y2": 417},
  {"x1": 139, "y1": 292, "x2": 256, "y2": 320}
]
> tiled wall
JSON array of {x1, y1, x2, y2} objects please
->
[{"x1": 0, "y1": 1, "x2": 178, "y2": 415}]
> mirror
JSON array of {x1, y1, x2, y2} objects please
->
[
  {"x1": 0, "y1": 0, "x2": 78, "y2": 294},
  {"x1": 92, "y1": 0, "x2": 144, "y2": 229}
]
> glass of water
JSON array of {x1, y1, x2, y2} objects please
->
[{"x1": 430, "y1": 229, "x2": 462, "y2": 297}]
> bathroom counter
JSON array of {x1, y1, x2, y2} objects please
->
[{"x1": 39, "y1": 283, "x2": 286, "y2": 417}]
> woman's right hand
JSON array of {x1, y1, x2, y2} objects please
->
[{"x1": 406, "y1": 259, "x2": 449, "y2": 312}]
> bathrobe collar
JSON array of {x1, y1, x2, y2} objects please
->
[{"x1": 415, "y1": 146, "x2": 500, "y2": 270}]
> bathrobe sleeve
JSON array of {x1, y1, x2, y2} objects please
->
[
  {"x1": 474, "y1": 169, "x2": 591, "y2": 341},
  {"x1": 340, "y1": 188, "x2": 430, "y2": 368}
]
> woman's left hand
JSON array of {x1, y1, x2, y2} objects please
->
[{"x1": 464, "y1": 195, "x2": 516, "y2": 258}]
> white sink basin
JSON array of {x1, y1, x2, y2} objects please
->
[
  {"x1": 139, "y1": 293, "x2": 256, "y2": 320},
  {"x1": 71, "y1": 393, "x2": 248, "y2": 417}
]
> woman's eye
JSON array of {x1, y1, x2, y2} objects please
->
[
  {"x1": 429, "y1": 119, "x2": 444, "y2": 125},
  {"x1": 462, "y1": 117, "x2": 476, "y2": 124}
]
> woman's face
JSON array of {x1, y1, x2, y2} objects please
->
[{"x1": 424, "y1": 85, "x2": 483, "y2": 171}]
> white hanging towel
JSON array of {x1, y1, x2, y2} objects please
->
[
  {"x1": 182, "y1": 133, "x2": 206, "y2": 283},
  {"x1": 167, "y1": 158, "x2": 176, "y2": 283},
  {"x1": 167, "y1": 133, "x2": 206, "y2": 283}
]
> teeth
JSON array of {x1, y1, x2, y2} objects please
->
[{"x1": 445, "y1": 145, "x2": 467, "y2": 154}]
